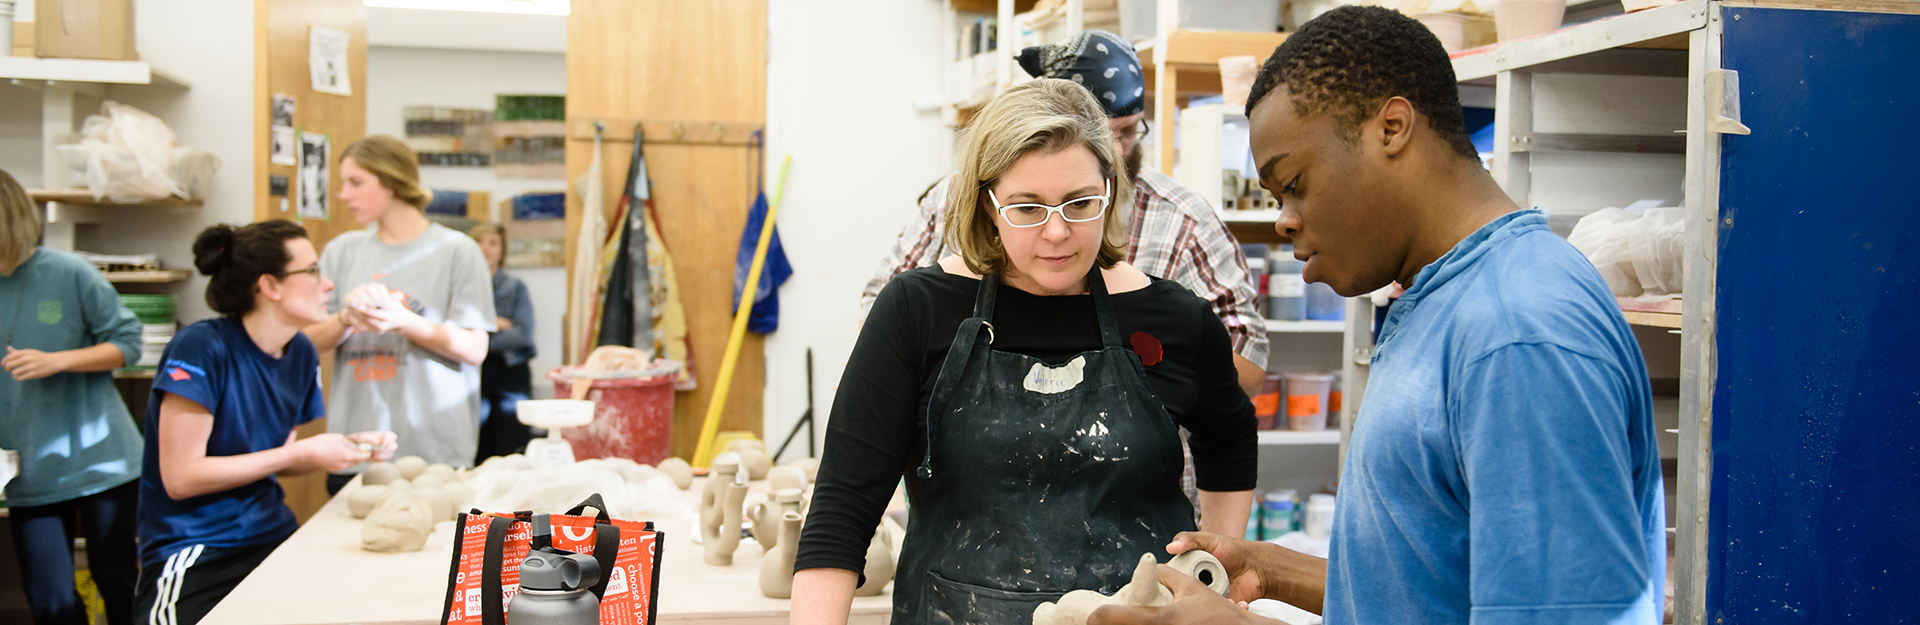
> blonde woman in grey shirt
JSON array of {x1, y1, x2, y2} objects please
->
[{"x1": 302, "y1": 136, "x2": 496, "y2": 494}]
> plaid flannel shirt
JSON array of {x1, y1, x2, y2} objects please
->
[{"x1": 860, "y1": 170, "x2": 1268, "y2": 365}]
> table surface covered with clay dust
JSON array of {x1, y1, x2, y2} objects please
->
[{"x1": 201, "y1": 475, "x2": 904, "y2": 625}]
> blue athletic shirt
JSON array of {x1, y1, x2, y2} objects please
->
[
  {"x1": 136, "y1": 317, "x2": 325, "y2": 566},
  {"x1": 1325, "y1": 210, "x2": 1666, "y2": 625}
]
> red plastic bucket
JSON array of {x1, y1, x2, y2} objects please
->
[{"x1": 547, "y1": 367, "x2": 677, "y2": 465}]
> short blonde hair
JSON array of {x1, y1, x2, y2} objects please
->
[
  {"x1": 945, "y1": 79, "x2": 1132, "y2": 277},
  {"x1": 0, "y1": 169, "x2": 42, "y2": 276},
  {"x1": 467, "y1": 220, "x2": 506, "y2": 242},
  {"x1": 340, "y1": 135, "x2": 433, "y2": 208}
]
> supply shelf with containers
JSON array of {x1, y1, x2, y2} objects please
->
[{"x1": 1315, "y1": 1, "x2": 1920, "y2": 622}]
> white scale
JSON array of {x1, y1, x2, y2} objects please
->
[{"x1": 515, "y1": 399, "x2": 596, "y2": 468}]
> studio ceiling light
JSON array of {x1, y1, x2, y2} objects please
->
[{"x1": 362, "y1": 0, "x2": 569, "y2": 16}]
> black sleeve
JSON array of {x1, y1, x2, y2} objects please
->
[
  {"x1": 1179, "y1": 301, "x2": 1260, "y2": 492},
  {"x1": 793, "y1": 276, "x2": 927, "y2": 574}
]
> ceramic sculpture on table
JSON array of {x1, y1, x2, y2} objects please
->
[
  {"x1": 362, "y1": 492, "x2": 435, "y2": 552},
  {"x1": 727, "y1": 440, "x2": 772, "y2": 480},
  {"x1": 767, "y1": 464, "x2": 808, "y2": 493},
  {"x1": 363, "y1": 461, "x2": 402, "y2": 486},
  {"x1": 394, "y1": 455, "x2": 428, "y2": 480},
  {"x1": 750, "y1": 488, "x2": 805, "y2": 551},
  {"x1": 854, "y1": 520, "x2": 897, "y2": 597},
  {"x1": 1030, "y1": 551, "x2": 1230, "y2": 625},
  {"x1": 701, "y1": 453, "x2": 751, "y2": 565},
  {"x1": 656, "y1": 457, "x2": 693, "y2": 489},
  {"x1": 757, "y1": 511, "x2": 805, "y2": 598}
]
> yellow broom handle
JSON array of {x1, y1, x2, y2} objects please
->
[{"x1": 693, "y1": 155, "x2": 792, "y2": 467}]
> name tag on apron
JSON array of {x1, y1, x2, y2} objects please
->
[{"x1": 1022, "y1": 356, "x2": 1087, "y2": 394}]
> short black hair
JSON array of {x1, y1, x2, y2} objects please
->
[
  {"x1": 193, "y1": 220, "x2": 309, "y2": 318},
  {"x1": 1246, "y1": 6, "x2": 1478, "y2": 160}
]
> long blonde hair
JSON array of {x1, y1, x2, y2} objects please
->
[
  {"x1": 945, "y1": 79, "x2": 1132, "y2": 277},
  {"x1": 0, "y1": 169, "x2": 42, "y2": 276},
  {"x1": 340, "y1": 135, "x2": 433, "y2": 208}
]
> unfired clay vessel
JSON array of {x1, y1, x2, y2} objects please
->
[
  {"x1": 784, "y1": 457, "x2": 820, "y2": 483},
  {"x1": 394, "y1": 455, "x2": 428, "y2": 480},
  {"x1": 656, "y1": 457, "x2": 693, "y2": 490},
  {"x1": 347, "y1": 485, "x2": 388, "y2": 518},
  {"x1": 854, "y1": 522, "x2": 895, "y2": 597},
  {"x1": 1030, "y1": 551, "x2": 1230, "y2": 625},
  {"x1": 750, "y1": 488, "x2": 805, "y2": 551},
  {"x1": 361, "y1": 492, "x2": 434, "y2": 552},
  {"x1": 767, "y1": 465, "x2": 808, "y2": 493},
  {"x1": 700, "y1": 454, "x2": 751, "y2": 565},
  {"x1": 362, "y1": 462, "x2": 402, "y2": 486},
  {"x1": 757, "y1": 511, "x2": 804, "y2": 598}
]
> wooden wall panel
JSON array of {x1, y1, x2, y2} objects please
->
[
  {"x1": 254, "y1": 0, "x2": 368, "y2": 522},
  {"x1": 566, "y1": 0, "x2": 769, "y2": 458}
]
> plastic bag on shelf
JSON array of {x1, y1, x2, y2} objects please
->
[
  {"x1": 1567, "y1": 206, "x2": 1686, "y2": 297},
  {"x1": 53, "y1": 101, "x2": 218, "y2": 203}
]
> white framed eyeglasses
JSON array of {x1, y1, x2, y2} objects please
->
[{"x1": 988, "y1": 179, "x2": 1111, "y2": 228}]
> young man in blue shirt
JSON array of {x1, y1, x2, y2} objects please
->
[{"x1": 1092, "y1": 6, "x2": 1666, "y2": 625}]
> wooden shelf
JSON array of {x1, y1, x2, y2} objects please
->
[
  {"x1": 1267, "y1": 319, "x2": 1344, "y2": 334},
  {"x1": 28, "y1": 189, "x2": 203, "y2": 208},
  {"x1": 1618, "y1": 296, "x2": 1682, "y2": 329},
  {"x1": 1257, "y1": 429, "x2": 1341, "y2": 445},
  {"x1": 0, "y1": 57, "x2": 191, "y2": 88},
  {"x1": 1449, "y1": 0, "x2": 1707, "y2": 82},
  {"x1": 1141, "y1": 30, "x2": 1289, "y2": 68},
  {"x1": 105, "y1": 269, "x2": 192, "y2": 283}
]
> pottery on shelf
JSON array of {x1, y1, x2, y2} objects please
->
[
  {"x1": 701, "y1": 453, "x2": 751, "y2": 565},
  {"x1": 750, "y1": 488, "x2": 805, "y2": 551},
  {"x1": 757, "y1": 511, "x2": 805, "y2": 598}
]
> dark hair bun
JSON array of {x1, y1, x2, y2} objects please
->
[{"x1": 192, "y1": 224, "x2": 237, "y2": 276}]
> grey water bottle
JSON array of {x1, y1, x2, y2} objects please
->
[{"x1": 508, "y1": 515, "x2": 603, "y2": 625}]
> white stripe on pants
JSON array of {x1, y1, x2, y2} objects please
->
[{"x1": 148, "y1": 544, "x2": 205, "y2": 625}]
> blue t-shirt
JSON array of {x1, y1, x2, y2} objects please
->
[
  {"x1": 136, "y1": 318, "x2": 325, "y2": 566},
  {"x1": 1325, "y1": 210, "x2": 1666, "y2": 625}
]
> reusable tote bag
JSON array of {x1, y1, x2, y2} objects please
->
[{"x1": 441, "y1": 494, "x2": 664, "y2": 625}]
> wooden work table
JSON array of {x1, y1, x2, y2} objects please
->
[{"x1": 202, "y1": 476, "x2": 899, "y2": 625}]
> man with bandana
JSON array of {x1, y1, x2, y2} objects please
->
[{"x1": 861, "y1": 30, "x2": 1269, "y2": 399}]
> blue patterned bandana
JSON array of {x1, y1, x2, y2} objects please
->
[{"x1": 1017, "y1": 30, "x2": 1146, "y2": 118}]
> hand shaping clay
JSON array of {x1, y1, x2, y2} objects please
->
[
  {"x1": 394, "y1": 456, "x2": 428, "y2": 480},
  {"x1": 767, "y1": 465, "x2": 808, "y2": 493},
  {"x1": 362, "y1": 492, "x2": 434, "y2": 552},
  {"x1": 424, "y1": 463, "x2": 457, "y2": 481},
  {"x1": 411, "y1": 473, "x2": 447, "y2": 490},
  {"x1": 1030, "y1": 551, "x2": 1230, "y2": 625},
  {"x1": 347, "y1": 485, "x2": 388, "y2": 519},
  {"x1": 362, "y1": 462, "x2": 402, "y2": 486},
  {"x1": 656, "y1": 457, "x2": 693, "y2": 490},
  {"x1": 419, "y1": 487, "x2": 456, "y2": 522}
]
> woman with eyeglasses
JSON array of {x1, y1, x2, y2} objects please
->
[
  {"x1": 792, "y1": 79, "x2": 1257, "y2": 624},
  {"x1": 300, "y1": 136, "x2": 496, "y2": 495},
  {"x1": 135, "y1": 221, "x2": 397, "y2": 625}
]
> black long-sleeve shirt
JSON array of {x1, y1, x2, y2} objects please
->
[{"x1": 795, "y1": 267, "x2": 1259, "y2": 575}]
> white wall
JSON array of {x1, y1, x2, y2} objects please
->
[
  {"x1": 761, "y1": 0, "x2": 951, "y2": 456},
  {"x1": 59, "y1": 0, "x2": 256, "y2": 325},
  {"x1": 365, "y1": 44, "x2": 569, "y2": 395}
]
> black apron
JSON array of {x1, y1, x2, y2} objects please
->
[{"x1": 894, "y1": 270, "x2": 1196, "y2": 625}]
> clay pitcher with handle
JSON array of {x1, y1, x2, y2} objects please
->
[{"x1": 757, "y1": 511, "x2": 805, "y2": 598}]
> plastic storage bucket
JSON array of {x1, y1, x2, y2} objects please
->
[
  {"x1": 1283, "y1": 372, "x2": 1334, "y2": 431},
  {"x1": 548, "y1": 366, "x2": 678, "y2": 465}
]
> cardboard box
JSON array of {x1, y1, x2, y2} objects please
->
[{"x1": 36, "y1": 0, "x2": 137, "y2": 61}]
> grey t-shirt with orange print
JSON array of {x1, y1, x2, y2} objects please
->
[{"x1": 320, "y1": 223, "x2": 496, "y2": 469}]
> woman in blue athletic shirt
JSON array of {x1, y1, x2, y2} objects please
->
[{"x1": 134, "y1": 221, "x2": 397, "y2": 625}]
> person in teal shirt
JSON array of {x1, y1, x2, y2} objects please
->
[{"x1": 0, "y1": 169, "x2": 145, "y2": 625}]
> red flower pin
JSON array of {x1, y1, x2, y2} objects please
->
[{"x1": 1129, "y1": 331, "x2": 1163, "y2": 366}]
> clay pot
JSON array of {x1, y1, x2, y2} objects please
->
[
  {"x1": 656, "y1": 457, "x2": 693, "y2": 490},
  {"x1": 394, "y1": 456, "x2": 428, "y2": 480},
  {"x1": 700, "y1": 453, "x2": 750, "y2": 565},
  {"x1": 854, "y1": 524, "x2": 895, "y2": 597},
  {"x1": 750, "y1": 488, "x2": 805, "y2": 551},
  {"x1": 757, "y1": 511, "x2": 805, "y2": 598},
  {"x1": 362, "y1": 462, "x2": 402, "y2": 486}
]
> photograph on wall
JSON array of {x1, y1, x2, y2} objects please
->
[
  {"x1": 271, "y1": 94, "x2": 298, "y2": 165},
  {"x1": 298, "y1": 131, "x2": 330, "y2": 219},
  {"x1": 309, "y1": 26, "x2": 352, "y2": 96}
]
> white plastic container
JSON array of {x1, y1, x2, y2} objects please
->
[
  {"x1": 1283, "y1": 372, "x2": 1333, "y2": 431},
  {"x1": 0, "y1": 2, "x2": 15, "y2": 57},
  {"x1": 1304, "y1": 494, "x2": 1336, "y2": 540},
  {"x1": 1414, "y1": 12, "x2": 1471, "y2": 53},
  {"x1": 1496, "y1": 0, "x2": 1568, "y2": 42}
]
